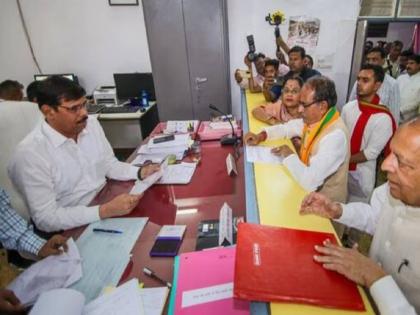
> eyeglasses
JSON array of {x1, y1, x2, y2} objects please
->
[
  {"x1": 58, "y1": 102, "x2": 88, "y2": 114},
  {"x1": 283, "y1": 88, "x2": 300, "y2": 95},
  {"x1": 298, "y1": 100, "x2": 320, "y2": 109}
]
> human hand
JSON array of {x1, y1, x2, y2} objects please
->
[
  {"x1": 99, "y1": 193, "x2": 142, "y2": 219},
  {"x1": 243, "y1": 55, "x2": 252, "y2": 68},
  {"x1": 271, "y1": 145, "x2": 294, "y2": 158},
  {"x1": 263, "y1": 77, "x2": 275, "y2": 90},
  {"x1": 244, "y1": 132, "x2": 264, "y2": 146},
  {"x1": 276, "y1": 50, "x2": 286, "y2": 64},
  {"x1": 300, "y1": 192, "x2": 343, "y2": 219},
  {"x1": 0, "y1": 290, "x2": 24, "y2": 314},
  {"x1": 139, "y1": 163, "x2": 160, "y2": 180},
  {"x1": 290, "y1": 136, "x2": 301, "y2": 152},
  {"x1": 38, "y1": 235, "x2": 68, "y2": 258},
  {"x1": 234, "y1": 69, "x2": 243, "y2": 83},
  {"x1": 314, "y1": 239, "x2": 387, "y2": 288}
]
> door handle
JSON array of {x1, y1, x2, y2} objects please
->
[{"x1": 195, "y1": 77, "x2": 208, "y2": 84}]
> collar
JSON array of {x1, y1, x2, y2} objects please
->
[{"x1": 41, "y1": 119, "x2": 89, "y2": 148}]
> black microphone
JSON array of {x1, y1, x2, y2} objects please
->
[{"x1": 209, "y1": 104, "x2": 238, "y2": 145}]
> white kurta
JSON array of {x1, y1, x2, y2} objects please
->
[
  {"x1": 349, "y1": 74, "x2": 401, "y2": 124},
  {"x1": 341, "y1": 100, "x2": 393, "y2": 202},
  {"x1": 263, "y1": 119, "x2": 348, "y2": 192},
  {"x1": 8, "y1": 116, "x2": 139, "y2": 232},
  {"x1": 397, "y1": 72, "x2": 420, "y2": 123},
  {"x1": 337, "y1": 183, "x2": 420, "y2": 314}
]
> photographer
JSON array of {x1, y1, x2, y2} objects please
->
[{"x1": 235, "y1": 53, "x2": 266, "y2": 91}]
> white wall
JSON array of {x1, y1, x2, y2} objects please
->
[
  {"x1": 227, "y1": 0, "x2": 360, "y2": 118},
  {"x1": 0, "y1": 0, "x2": 151, "y2": 95},
  {"x1": 367, "y1": 22, "x2": 416, "y2": 49}
]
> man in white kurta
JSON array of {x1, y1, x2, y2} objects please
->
[
  {"x1": 397, "y1": 54, "x2": 420, "y2": 123},
  {"x1": 342, "y1": 64, "x2": 394, "y2": 202},
  {"x1": 300, "y1": 119, "x2": 420, "y2": 315}
]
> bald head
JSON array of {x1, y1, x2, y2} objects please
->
[{"x1": 382, "y1": 117, "x2": 420, "y2": 206}]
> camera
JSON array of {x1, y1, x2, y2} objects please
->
[
  {"x1": 246, "y1": 35, "x2": 256, "y2": 62},
  {"x1": 265, "y1": 12, "x2": 284, "y2": 26}
]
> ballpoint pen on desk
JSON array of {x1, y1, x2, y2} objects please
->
[
  {"x1": 143, "y1": 267, "x2": 172, "y2": 288},
  {"x1": 92, "y1": 228, "x2": 123, "y2": 234}
]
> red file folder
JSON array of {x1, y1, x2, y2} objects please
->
[{"x1": 234, "y1": 223, "x2": 365, "y2": 311}]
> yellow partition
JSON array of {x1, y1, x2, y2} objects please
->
[{"x1": 245, "y1": 91, "x2": 374, "y2": 315}]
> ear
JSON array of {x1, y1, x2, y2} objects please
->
[
  {"x1": 40, "y1": 104, "x2": 56, "y2": 120},
  {"x1": 374, "y1": 81, "x2": 382, "y2": 91},
  {"x1": 320, "y1": 100, "x2": 330, "y2": 114}
]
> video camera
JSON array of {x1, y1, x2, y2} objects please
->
[{"x1": 246, "y1": 35, "x2": 256, "y2": 62}]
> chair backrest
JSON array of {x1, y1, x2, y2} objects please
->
[{"x1": 0, "y1": 101, "x2": 43, "y2": 220}]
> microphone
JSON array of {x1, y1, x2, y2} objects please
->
[{"x1": 209, "y1": 104, "x2": 238, "y2": 145}]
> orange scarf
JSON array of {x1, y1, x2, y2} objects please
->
[{"x1": 300, "y1": 107, "x2": 340, "y2": 165}]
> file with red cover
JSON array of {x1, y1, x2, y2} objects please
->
[{"x1": 234, "y1": 223, "x2": 365, "y2": 311}]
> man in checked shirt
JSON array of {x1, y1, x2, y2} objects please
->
[{"x1": 0, "y1": 187, "x2": 67, "y2": 314}]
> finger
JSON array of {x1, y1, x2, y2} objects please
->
[
  {"x1": 313, "y1": 254, "x2": 343, "y2": 264},
  {"x1": 4, "y1": 291, "x2": 20, "y2": 306},
  {"x1": 314, "y1": 245, "x2": 344, "y2": 257},
  {"x1": 271, "y1": 147, "x2": 279, "y2": 153}
]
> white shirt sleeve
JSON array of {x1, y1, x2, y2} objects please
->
[
  {"x1": 281, "y1": 129, "x2": 347, "y2": 192},
  {"x1": 93, "y1": 118, "x2": 139, "y2": 181},
  {"x1": 363, "y1": 114, "x2": 393, "y2": 160},
  {"x1": 370, "y1": 276, "x2": 418, "y2": 315},
  {"x1": 336, "y1": 184, "x2": 387, "y2": 235},
  {"x1": 9, "y1": 151, "x2": 100, "y2": 232},
  {"x1": 263, "y1": 118, "x2": 304, "y2": 140},
  {"x1": 389, "y1": 81, "x2": 401, "y2": 124}
]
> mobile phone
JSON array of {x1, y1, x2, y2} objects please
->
[
  {"x1": 153, "y1": 134, "x2": 175, "y2": 144},
  {"x1": 149, "y1": 238, "x2": 182, "y2": 257}
]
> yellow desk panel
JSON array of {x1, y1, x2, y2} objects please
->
[{"x1": 245, "y1": 90, "x2": 374, "y2": 315}]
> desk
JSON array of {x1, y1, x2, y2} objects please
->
[
  {"x1": 95, "y1": 103, "x2": 160, "y2": 149},
  {"x1": 242, "y1": 90, "x2": 375, "y2": 315},
  {"x1": 66, "y1": 127, "x2": 245, "y2": 307}
]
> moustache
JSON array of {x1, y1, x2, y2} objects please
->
[{"x1": 77, "y1": 116, "x2": 88, "y2": 124}]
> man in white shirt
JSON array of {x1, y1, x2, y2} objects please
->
[
  {"x1": 244, "y1": 76, "x2": 349, "y2": 202},
  {"x1": 349, "y1": 47, "x2": 401, "y2": 124},
  {"x1": 300, "y1": 118, "x2": 420, "y2": 315},
  {"x1": 384, "y1": 40, "x2": 403, "y2": 79},
  {"x1": 342, "y1": 64, "x2": 395, "y2": 202},
  {"x1": 8, "y1": 76, "x2": 159, "y2": 233},
  {"x1": 397, "y1": 54, "x2": 420, "y2": 123},
  {"x1": 234, "y1": 53, "x2": 266, "y2": 91}
]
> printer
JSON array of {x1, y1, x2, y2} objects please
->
[{"x1": 93, "y1": 86, "x2": 118, "y2": 105}]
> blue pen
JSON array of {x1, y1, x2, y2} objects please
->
[{"x1": 92, "y1": 228, "x2": 123, "y2": 234}]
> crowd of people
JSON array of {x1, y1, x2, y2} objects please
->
[{"x1": 240, "y1": 34, "x2": 420, "y2": 314}]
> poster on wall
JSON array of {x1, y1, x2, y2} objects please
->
[{"x1": 287, "y1": 16, "x2": 321, "y2": 53}]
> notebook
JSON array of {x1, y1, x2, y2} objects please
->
[{"x1": 234, "y1": 223, "x2": 365, "y2": 311}]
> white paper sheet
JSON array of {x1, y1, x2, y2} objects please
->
[
  {"x1": 139, "y1": 287, "x2": 169, "y2": 315},
  {"x1": 8, "y1": 239, "x2": 82, "y2": 306},
  {"x1": 157, "y1": 225, "x2": 186, "y2": 239},
  {"x1": 157, "y1": 162, "x2": 196, "y2": 184},
  {"x1": 181, "y1": 282, "x2": 233, "y2": 308},
  {"x1": 83, "y1": 279, "x2": 144, "y2": 315},
  {"x1": 164, "y1": 120, "x2": 199, "y2": 133},
  {"x1": 245, "y1": 146, "x2": 283, "y2": 165},
  {"x1": 29, "y1": 289, "x2": 85, "y2": 315},
  {"x1": 130, "y1": 159, "x2": 168, "y2": 194}
]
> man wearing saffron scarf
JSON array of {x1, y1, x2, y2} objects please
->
[
  {"x1": 342, "y1": 64, "x2": 396, "y2": 202},
  {"x1": 245, "y1": 76, "x2": 350, "y2": 202}
]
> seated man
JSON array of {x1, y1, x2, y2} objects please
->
[
  {"x1": 397, "y1": 54, "x2": 420, "y2": 123},
  {"x1": 245, "y1": 76, "x2": 349, "y2": 202},
  {"x1": 342, "y1": 64, "x2": 395, "y2": 202},
  {"x1": 0, "y1": 80, "x2": 24, "y2": 101},
  {"x1": 8, "y1": 76, "x2": 159, "y2": 233},
  {"x1": 300, "y1": 118, "x2": 420, "y2": 314},
  {"x1": 235, "y1": 53, "x2": 266, "y2": 91},
  {"x1": 252, "y1": 77, "x2": 303, "y2": 125},
  {"x1": 261, "y1": 59, "x2": 281, "y2": 102}
]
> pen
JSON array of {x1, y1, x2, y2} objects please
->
[
  {"x1": 143, "y1": 267, "x2": 172, "y2": 288},
  {"x1": 92, "y1": 228, "x2": 123, "y2": 234}
]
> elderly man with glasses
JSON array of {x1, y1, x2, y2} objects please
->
[
  {"x1": 244, "y1": 76, "x2": 350, "y2": 203},
  {"x1": 8, "y1": 76, "x2": 159, "y2": 234}
]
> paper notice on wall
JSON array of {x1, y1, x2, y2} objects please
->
[
  {"x1": 316, "y1": 54, "x2": 334, "y2": 70},
  {"x1": 287, "y1": 16, "x2": 321, "y2": 53}
]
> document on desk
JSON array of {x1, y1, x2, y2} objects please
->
[
  {"x1": 164, "y1": 120, "x2": 199, "y2": 133},
  {"x1": 139, "y1": 287, "x2": 169, "y2": 315},
  {"x1": 148, "y1": 134, "x2": 191, "y2": 149},
  {"x1": 130, "y1": 159, "x2": 168, "y2": 194},
  {"x1": 8, "y1": 238, "x2": 82, "y2": 306},
  {"x1": 157, "y1": 162, "x2": 196, "y2": 184},
  {"x1": 70, "y1": 218, "x2": 148, "y2": 302},
  {"x1": 137, "y1": 144, "x2": 187, "y2": 158},
  {"x1": 245, "y1": 146, "x2": 283, "y2": 165}
]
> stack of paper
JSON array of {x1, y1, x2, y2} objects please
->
[
  {"x1": 164, "y1": 120, "x2": 199, "y2": 134},
  {"x1": 8, "y1": 239, "x2": 82, "y2": 306}
]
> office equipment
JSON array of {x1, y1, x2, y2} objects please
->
[
  {"x1": 169, "y1": 247, "x2": 249, "y2": 315},
  {"x1": 245, "y1": 145, "x2": 283, "y2": 164},
  {"x1": 209, "y1": 104, "x2": 238, "y2": 145},
  {"x1": 93, "y1": 86, "x2": 118, "y2": 105},
  {"x1": 70, "y1": 218, "x2": 148, "y2": 302},
  {"x1": 30, "y1": 278, "x2": 145, "y2": 315},
  {"x1": 34, "y1": 73, "x2": 77, "y2": 82},
  {"x1": 143, "y1": 267, "x2": 172, "y2": 287},
  {"x1": 150, "y1": 225, "x2": 186, "y2": 257},
  {"x1": 113, "y1": 73, "x2": 156, "y2": 101},
  {"x1": 100, "y1": 106, "x2": 140, "y2": 114},
  {"x1": 197, "y1": 121, "x2": 242, "y2": 141},
  {"x1": 153, "y1": 134, "x2": 175, "y2": 144},
  {"x1": 87, "y1": 104, "x2": 105, "y2": 114},
  {"x1": 234, "y1": 223, "x2": 365, "y2": 311},
  {"x1": 8, "y1": 239, "x2": 82, "y2": 306}
]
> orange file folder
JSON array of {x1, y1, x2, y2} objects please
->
[{"x1": 234, "y1": 223, "x2": 365, "y2": 311}]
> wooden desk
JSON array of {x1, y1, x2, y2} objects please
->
[
  {"x1": 66, "y1": 130, "x2": 245, "y2": 296},
  {"x1": 242, "y1": 90, "x2": 375, "y2": 315}
]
